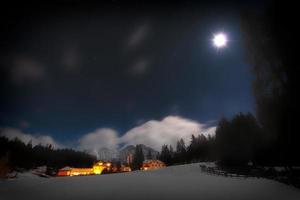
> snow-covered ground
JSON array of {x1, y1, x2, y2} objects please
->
[{"x1": 1, "y1": 163, "x2": 300, "y2": 200}]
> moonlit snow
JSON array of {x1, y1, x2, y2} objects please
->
[{"x1": 1, "y1": 163, "x2": 300, "y2": 200}]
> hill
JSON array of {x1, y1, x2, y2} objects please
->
[{"x1": 1, "y1": 163, "x2": 300, "y2": 200}]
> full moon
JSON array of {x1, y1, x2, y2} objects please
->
[{"x1": 212, "y1": 33, "x2": 228, "y2": 48}]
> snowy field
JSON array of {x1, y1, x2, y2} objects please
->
[{"x1": 1, "y1": 163, "x2": 300, "y2": 200}]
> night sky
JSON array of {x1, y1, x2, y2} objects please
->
[{"x1": 0, "y1": 1, "x2": 269, "y2": 148}]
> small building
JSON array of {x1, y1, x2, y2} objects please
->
[
  {"x1": 57, "y1": 166, "x2": 94, "y2": 176},
  {"x1": 57, "y1": 161, "x2": 111, "y2": 176},
  {"x1": 93, "y1": 161, "x2": 111, "y2": 174},
  {"x1": 57, "y1": 166, "x2": 72, "y2": 176},
  {"x1": 140, "y1": 160, "x2": 166, "y2": 171},
  {"x1": 120, "y1": 165, "x2": 132, "y2": 172}
]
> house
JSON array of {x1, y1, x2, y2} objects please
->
[
  {"x1": 57, "y1": 166, "x2": 73, "y2": 176},
  {"x1": 120, "y1": 165, "x2": 132, "y2": 172},
  {"x1": 57, "y1": 166, "x2": 94, "y2": 176},
  {"x1": 140, "y1": 160, "x2": 166, "y2": 171},
  {"x1": 57, "y1": 161, "x2": 111, "y2": 176}
]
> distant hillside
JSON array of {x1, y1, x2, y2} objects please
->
[
  {"x1": 94, "y1": 144, "x2": 158, "y2": 162},
  {"x1": 96, "y1": 147, "x2": 119, "y2": 161},
  {"x1": 119, "y1": 144, "x2": 159, "y2": 162}
]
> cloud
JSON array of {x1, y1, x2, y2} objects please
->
[
  {"x1": 0, "y1": 116, "x2": 216, "y2": 155},
  {"x1": 127, "y1": 23, "x2": 150, "y2": 48},
  {"x1": 0, "y1": 127, "x2": 61, "y2": 148},
  {"x1": 77, "y1": 116, "x2": 216, "y2": 153},
  {"x1": 11, "y1": 57, "x2": 46, "y2": 84},
  {"x1": 129, "y1": 59, "x2": 150, "y2": 76},
  {"x1": 62, "y1": 44, "x2": 81, "y2": 72},
  {"x1": 78, "y1": 128, "x2": 119, "y2": 152},
  {"x1": 120, "y1": 116, "x2": 216, "y2": 151}
]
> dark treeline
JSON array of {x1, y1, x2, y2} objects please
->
[
  {"x1": 215, "y1": 113, "x2": 262, "y2": 166},
  {"x1": 158, "y1": 112, "x2": 263, "y2": 167},
  {"x1": 158, "y1": 132, "x2": 216, "y2": 166},
  {"x1": 240, "y1": 1, "x2": 299, "y2": 166},
  {"x1": 0, "y1": 136, "x2": 96, "y2": 172}
]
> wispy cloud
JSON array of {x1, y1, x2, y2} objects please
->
[
  {"x1": 10, "y1": 56, "x2": 46, "y2": 85},
  {"x1": 127, "y1": 23, "x2": 150, "y2": 49},
  {"x1": 0, "y1": 127, "x2": 61, "y2": 148},
  {"x1": 61, "y1": 44, "x2": 81, "y2": 72},
  {"x1": 120, "y1": 116, "x2": 215, "y2": 150},
  {"x1": 128, "y1": 58, "x2": 150, "y2": 76},
  {"x1": 78, "y1": 128, "x2": 119, "y2": 151}
]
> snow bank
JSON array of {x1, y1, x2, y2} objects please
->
[{"x1": 1, "y1": 163, "x2": 300, "y2": 200}]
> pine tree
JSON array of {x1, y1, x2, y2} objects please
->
[
  {"x1": 132, "y1": 145, "x2": 144, "y2": 170},
  {"x1": 159, "y1": 145, "x2": 172, "y2": 165},
  {"x1": 175, "y1": 138, "x2": 186, "y2": 164},
  {"x1": 146, "y1": 149, "x2": 152, "y2": 160}
]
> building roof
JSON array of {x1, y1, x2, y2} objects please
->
[
  {"x1": 143, "y1": 159, "x2": 165, "y2": 164},
  {"x1": 60, "y1": 166, "x2": 72, "y2": 171}
]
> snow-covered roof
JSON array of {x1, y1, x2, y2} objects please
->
[
  {"x1": 59, "y1": 166, "x2": 72, "y2": 170},
  {"x1": 143, "y1": 159, "x2": 164, "y2": 164}
]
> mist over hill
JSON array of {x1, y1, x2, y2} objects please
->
[{"x1": 93, "y1": 144, "x2": 158, "y2": 162}]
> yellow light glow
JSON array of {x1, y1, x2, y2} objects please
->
[{"x1": 93, "y1": 166, "x2": 104, "y2": 175}]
